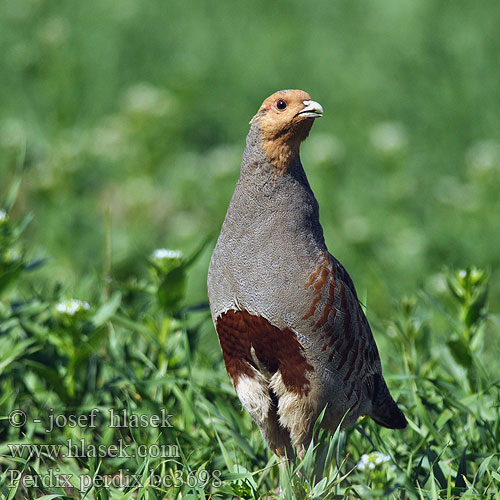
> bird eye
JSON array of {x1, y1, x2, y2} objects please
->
[{"x1": 276, "y1": 99, "x2": 287, "y2": 110}]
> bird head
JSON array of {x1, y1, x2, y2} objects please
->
[{"x1": 250, "y1": 89, "x2": 323, "y2": 175}]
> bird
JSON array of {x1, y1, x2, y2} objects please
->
[{"x1": 207, "y1": 89, "x2": 407, "y2": 458}]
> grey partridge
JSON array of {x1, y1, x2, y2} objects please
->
[{"x1": 207, "y1": 89, "x2": 407, "y2": 458}]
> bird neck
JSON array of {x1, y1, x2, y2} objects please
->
[
  {"x1": 237, "y1": 128, "x2": 325, "y2": 250},
  {"x1": 244, "y1": 121, "x2": 313, "y2": 177}
]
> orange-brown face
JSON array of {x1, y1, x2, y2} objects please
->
[
  {"x1": 251, "y1": 89, "x2": 323, "y2": 174},
  {"x1": 252, "y1": 90, "x2": 323, "y2": 132}
]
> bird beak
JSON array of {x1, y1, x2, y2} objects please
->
[{"x1": 297, "y1": 100, "x2": 323, "y2": 118}]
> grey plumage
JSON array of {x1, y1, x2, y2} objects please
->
[{"x1": 208, "y1": 89, "x2": 407, "y2": 457}]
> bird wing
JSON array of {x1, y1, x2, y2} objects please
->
[{"x1": 301, "y1": 252, "x2": 383, "y2": 403}]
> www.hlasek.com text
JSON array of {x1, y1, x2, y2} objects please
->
[{"x1": 8, "y1": 439, "x2": 179, "y2": 459}]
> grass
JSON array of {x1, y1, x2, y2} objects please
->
[
  {"x1": 1, "y1": 178, "x2": 499, "y2": 499},
  {"x1": 1, "y1": 0, "x2": 500, "y2": 497}
]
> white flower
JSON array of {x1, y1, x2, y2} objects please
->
[
  {"x1": 56, "y1": 299, "x2": 90, "y2": 316},
  {"x1": 394, "y1": 227, "x2": 426, "y2": 258},
  {"x1": 357, "y1": 452, "x2": 390, "y2": 471},
  {"x1": 343, "y1": 215, "x2": 370, "y2": 244},
  {"x1": 4, "y1": 248, "x2": 22, "y2": 263},
  {"x1": 466, "y1": 139, "x2": 500, "y2": 175},
  {"x1": 0, "y1": 118, "x2": 26, "y2": 149},
  {"x1": 303, "y1": 133, "x2": 346, "y2": 166},
  {"x1": 90, "y1": 115, "x2": 130, "y2": 162},
  {"x1": 357, "y1": 454, "x2": 370, "y2": 471},
  {"x1": 0, "y1": 209, "x2": 7, "y2": 222},
  {"x1": 370, "y1": 121, "x2": 408, "y2": 155},
  {"x1": 37, "y1": 17, "x2": 70, "y2": 46},
  {"x1": 122, "y1": 83, "x2": 174, "y2": 117},
  {"x1": 374, "y1": 452, "x2": 390, "y2": 465},
  {"x1": 470, "y1": 267, "x2": 483, "y2": 282},
  {"x1": 206, "y1": 145, "x2": 242, "y2": 176},
  {"x1": 434, "y1": 175, "x2": 478, "y2": 212},
  {"x1": 152, "y1": 248, "x2": 183, "y2": 260},
  {"x1": 427, "y1": 273, "x2": 448, "y2": 294}
]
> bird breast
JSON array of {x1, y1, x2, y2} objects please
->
[{"x1": 208, "y1": 159, "x2": 327, "y2": 333}]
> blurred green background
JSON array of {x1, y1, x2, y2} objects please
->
[
  {"x1": 1, "y1": 0, "x2": 499, "y2": 313},
  {"x1": 1, "y1": 2, "x2": 499, "y2": 497}
]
